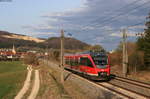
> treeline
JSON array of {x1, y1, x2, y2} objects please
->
[
  {"x1": 110, "y1": 13, "x2": 150, "y2": 73},
  {"x1": 110, "y1": 42, "x2": 145, "y2": 73},
  {"x1": 137, "y1": 13, "x2": 150, "y2": 69}
]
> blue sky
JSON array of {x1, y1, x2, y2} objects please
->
[
  {"x1": 0, "y1": 0, "x2": 150, "y2": 50},
  {"x1": 0, "y1": 0, "x2": 83, "y2": 34}
]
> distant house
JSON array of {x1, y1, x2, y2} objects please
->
[{"x1": 0, "y1": 45, "x2": 25, "y2": 61}]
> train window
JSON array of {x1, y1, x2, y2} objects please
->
[
  {"x1": 80, "y1": 57, "x2": 93, "y2": 67},
  {"x1": 65, "y1": 58, "x2": 69, "y2": 65},
  {"x1": 93, "y1": 56, "x2": 108, "y2": 65},
  {"x1": 70, "y1": 59, "x2": 73, "y2": 66},
  {"x1": 70, "y1": 58, "x2": 75, "y2": 66},
  {"x1": 74, "y1": 58, "x2": 79, "y2": 65},
  {"x1": 68, "y1": 58, "x2": 70, "y2": 65},
  {"x1": 65, "y1": 60, "x2": 67, "y2": 64}
]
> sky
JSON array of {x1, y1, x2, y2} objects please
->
[{"x1": 0, "y1": 0, "x2": 150, "y2": 50}]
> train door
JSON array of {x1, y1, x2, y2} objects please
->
[
  {"x1": 73, "y1": 56, "x2": 79, "y2": 70},
  {"x1": 79, "y1": 56, "x2": 96, "y2": 75}
]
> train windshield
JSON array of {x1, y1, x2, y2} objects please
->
[{"x1": 93, "y1": 56, "x2": 108, "y2": 69}]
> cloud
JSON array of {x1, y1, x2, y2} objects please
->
[
  {"x1": 128, "y1": 25, "x2": 146, "y2": 29},
  {"x1": 30, "y1": 32, "x2": 58, "y2": 38},
  {"x1": 110, "y1": 33, "x2": 137, "y2": 37},
  {"x1": 110, "y1": 33, "x2": 122, "y2": 37},
  {"x1": 23, "y1": 0, "x2": 150, "y2": 50},
  {"x1": 22, "y1": 24, "x2": 55, "y2": 32}
]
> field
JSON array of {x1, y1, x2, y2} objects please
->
[{"x1": 0, "y1": 61, "x2": 27, "y2": 99}]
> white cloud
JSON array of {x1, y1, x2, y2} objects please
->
[
  {"x1": 110, "y1": 32, "x2": 137, "y2": 37},
  {"x1": 23, "y1": 24, "x2": 55, "y2": 32},
  {"x1": 110, "y1": 33, "x2": 122, "y2": 37},
  {"x1": 128, "y1": 25, "x2": 146, "y2": 29},
  {"x1": 23, "y1": 0, "x2": 150, "y2": 50}
]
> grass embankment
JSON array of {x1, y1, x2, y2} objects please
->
[
  {"x1": 37, "y1": 65, "x2": 70, "y2": 99},
  {"x1": 38, "y1": 60, "x2": 89, "y2": 99},
  {"x1": 0, "y1": 61, "x2": 27, "y2": 99}
]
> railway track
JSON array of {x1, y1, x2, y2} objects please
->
[
  {"x1": 47, "y1": 59, "x2": 147, "y2": 98},
  {"x1": 105, "y1": 76, "x2": 150, "y2": 99},
  {"x1": 80, "y1": 74, "x2": 150, "y2": 98},
  {"x1": 94, "y1": 78, "x2": 149, "y2": 99},
  {"x1": 115, "y1": 76, "x2": 150, "y2": 89},
  {"x1": 96, "y1": 82, "x2": 149, "y2": 99},
  {"x1": 82, "y1": 75, "x2": 149, "y2": 98},
  {"x1": 66, "y1": 68, "x2": 150, "y2": 98},
  {"x1": 45, "y1": 61, "x2": 150, "y2": 99},
  {"x1": 95, "y1": 82, "x2": 133, "y2": 98}
]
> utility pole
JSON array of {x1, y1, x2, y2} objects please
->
[
  {"x1": 46, "y1": 43, "x2": 48, "y2": 66},
  {"x1": 122, "y1": 29, "x2": 128, "y2": 77},
  {"x1": 60, "y1": 29, "x2": 64, "y2": 84}
]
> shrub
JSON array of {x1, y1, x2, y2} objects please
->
[
  {"x1": 23, "y1": 53, "x2": 39, "y2": 66},
  {"x1": 128, "y1": 51, "x2": 144, "y2": 72},
  {"x1": 109, "y1": 52, "x2": 122, "y2": 66}
]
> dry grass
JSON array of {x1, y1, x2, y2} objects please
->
[
  {"x1": 128, "y1": 71, "x2": 150, "y2": 83},
  {"x1": 36, "y1": 65, "x2": 70, "y2": 99},
  {"x1": 37, "y1": 60, "x2": 91, "y2": 99}
]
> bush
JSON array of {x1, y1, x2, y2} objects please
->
[
  {"x1": 110, "y1": 42, "x2": 145, "y2": 73},
  {"x1": 23, "y1": 53, "x2": 39, "y2": 66},
  {"x1": 109, "y1": 52, "x2": 122, "y2": 66},
  {"x1": 128, "y1": 51, "x2": 144, "y2": 72},
  {"x1": 53, "y1": 51, "x2": 60, "y2": 61}
]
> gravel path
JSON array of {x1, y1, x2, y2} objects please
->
[
  {"x1": 28, "y1": 70, "x2": 40, "y2": 99},
  {"x1": 15, "y1": 66, "x2": 32, "y2": 99}
]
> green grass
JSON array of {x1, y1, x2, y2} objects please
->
[{"x1": 0, "y1": 61, "x2": 27, "y2": 99}]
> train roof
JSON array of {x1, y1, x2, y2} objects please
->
[
  {"x1": 81, "y1": 51, "x2": 107, "y2": 56},
  {"x1": 65, "y1": 50, "x2": 107, "y2": 57}
]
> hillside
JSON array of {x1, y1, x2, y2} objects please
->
[
  {"x1": 0, "y1": 31, "x2": 45, "y2": 43},
  {"x1": 0, "y1": 31, "x2": 90, "y2": 50},
  {"x1": 0, "y1": 31, "x2": 45, "y2": 49},
  {"x1": 46, "y1": 37, "x2": 90, "y2": 50}
]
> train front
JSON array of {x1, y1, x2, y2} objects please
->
[{"x1": 92, "y1": 52, "x2": 110, "y2": 80}]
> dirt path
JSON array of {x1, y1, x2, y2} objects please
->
[
  {"x1": 15, "y1": 66, "x2": 32, "y2": 99},
  {"x1": 28, "y1": 70, "x2": 40, "y2": 99}
]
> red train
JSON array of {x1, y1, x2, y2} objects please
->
[{"x1": 64, "y1": 51, "x2": 110, "y2": 80}]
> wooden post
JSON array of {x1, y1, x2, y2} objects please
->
[
  {"x1": 60, "y1": 29, "x2": 64, "y2": 84},
  {"x1": 122, "y1": 29, "x2": 128, "y2": 77},
  {"x1": 46, "y1": 43, "x2": 48, "y2": 66}
]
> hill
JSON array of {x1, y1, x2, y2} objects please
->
[
  {"x1": 0, "y1": 31, "x2": 45, "y2": 49},
  {"x1": 0, "y1": 31, "x2": 90, "y2": 51},
  {"x1": 46, "y1": 37, "x2": 90, "y2": 50},
  {"x1": 0, "y1": 31, "x2": 45, "y2": 43}
]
